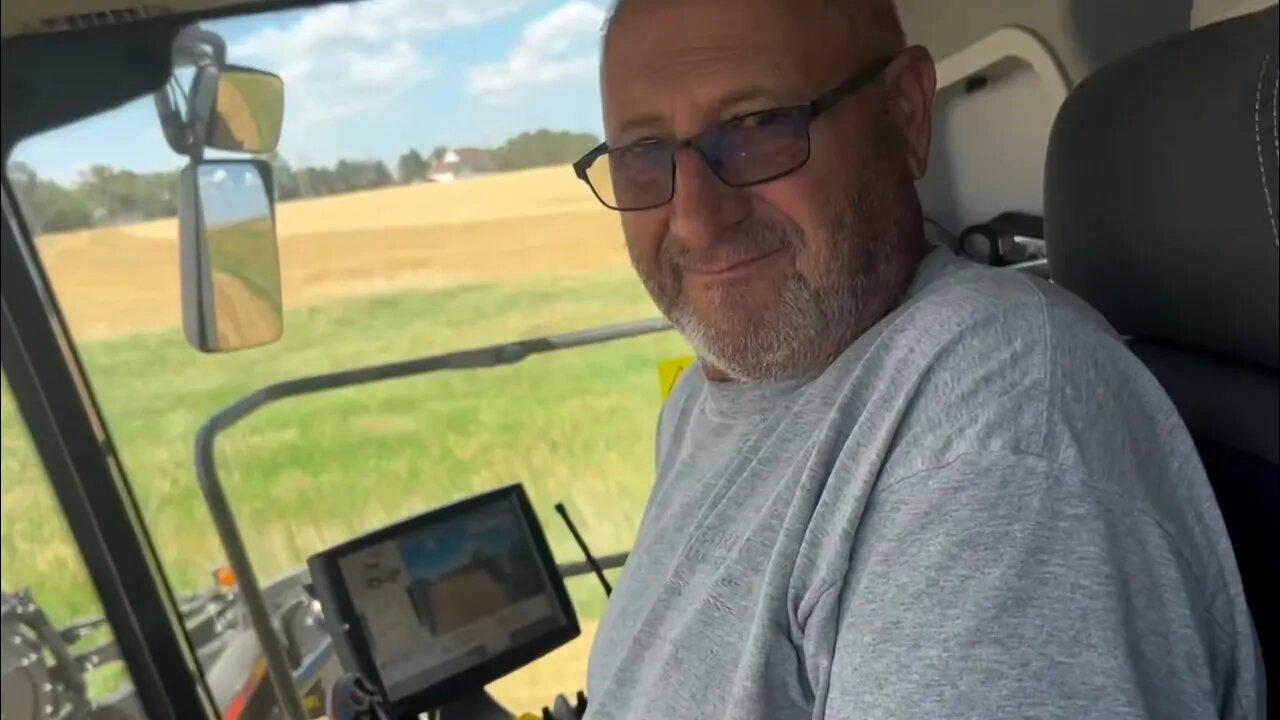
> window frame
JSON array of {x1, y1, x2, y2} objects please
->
[{"x1": 1, "y1": 181, "x2": 219, "y2": 720}]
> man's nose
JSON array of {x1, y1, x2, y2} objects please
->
[{"x1": 668, "y1": 151, "x2": 749, "y2": 248}]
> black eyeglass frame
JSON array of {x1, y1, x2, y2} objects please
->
[{"x1": 573, "y1": 55, "x2": 896, "y2": 211}]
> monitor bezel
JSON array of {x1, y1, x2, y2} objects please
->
[{"x1": 308, "y1": 484, "x2": 581, "y2": 715}]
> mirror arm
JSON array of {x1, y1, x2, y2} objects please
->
[
  {"x1": 172, "y1": 25, "x2": 227, "y2": 69},
  {"x1": 154, "y1": 90, "x2": 192, "y2": 156},
  {"x1": 175, "y1": 64, "x2": 222, "y2": 160},
  {"x1": 192, "y1": 319, "x2": 672, "y2": 720},
  {"x1": 155, "y1": 25, "x2": 225, "y2": 157}
]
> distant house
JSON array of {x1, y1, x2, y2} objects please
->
[
  {"x1": 427, "y1": 148, "x2": 496, "y2": 183},
  {"x1": 91, "y1": 207, "x2": 146, "y2": 227}
]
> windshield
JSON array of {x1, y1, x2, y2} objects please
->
[{"x1": 3, "y1": 0, "x2": 690, "y2": 713}]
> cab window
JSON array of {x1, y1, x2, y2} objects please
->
[
  {"x1": 2, "y1": 371, "x2": 146, "y2": 718},
  {"x1": 4, "y1": 1, "x2": 690, "y2": 715}
]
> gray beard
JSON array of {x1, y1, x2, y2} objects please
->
[
  {"x1": 667, "y1": 255, "x2": 870, "y2": 383},
  {"x1": 643, "y1": 192, "x2": 898, "y2": 384}
]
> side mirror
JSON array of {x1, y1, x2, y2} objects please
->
[
  {"x1": 156, "y1": 26, "x2": 285, "y2": 156},
  {"x1": 206, "y1": 66, "x2": 284, "y2": 153},
  {"x1": 180, "y1": 159, "x2": 283, "y2": 353}
]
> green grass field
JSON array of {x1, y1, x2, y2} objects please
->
[
  {"x1": 1, "y1": 267, "x2": 690, "y2": 707},
  {"x1": 2, "y1": 268, "x2": 688, "y2": 615}
]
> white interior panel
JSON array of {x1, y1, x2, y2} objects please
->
[{"x1": 917, "y1": 28, "x2": 1069, "y2": 236}]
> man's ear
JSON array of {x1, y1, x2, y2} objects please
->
[{"x1": 886, "y1": 45, "x2": 936, "y2": 180}]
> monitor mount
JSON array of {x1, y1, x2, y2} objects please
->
[{"x1": 327, "y1": 673, "x2": 511, "y2": 720}]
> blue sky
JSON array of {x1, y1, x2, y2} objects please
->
[
  {"x1": 13, "y1": 0, "x2": 610, "y2": 185},
  {"x1": 398, "y1": 508, "x2": 522, "y2": 581},
  {"x1": 199, "y1": 163, "x2": 272, "y2": 225}
]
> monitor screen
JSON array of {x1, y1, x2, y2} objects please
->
[{"x1": 308, "y1": 485, "x2": 579, "y2": 712}]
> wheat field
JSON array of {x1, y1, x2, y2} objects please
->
[
  {"x1": 38, "y1": 166, "x2": 634, "y2": 340},
  {"x1": 3, "y1": 164, "x2": 688, "y2": 714}
]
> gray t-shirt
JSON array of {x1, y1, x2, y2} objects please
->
[{"x1": 585, "y1": 247, "x2": 1263, "y2": 719}]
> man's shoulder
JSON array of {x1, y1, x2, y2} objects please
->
[
  {"x1": 902, "y1": 257, "x2": 1152, "y2": 394},
  {"x1": 848, "y1": 254, "x2": 1166, "y2": 463},
  {"x1": 869, "y1": 253, "x2": 1198, "y2": 489},
  {"x1": 866, "y1": 252, "x2": 1159, "y2": 402},
  {"x1": 887, "y1": 252, "x2": 1120, "y2": 356}
]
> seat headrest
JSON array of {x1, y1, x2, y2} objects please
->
[
  {"x1": 1192, "y1": 0, "x2": 1277, "y2": 28},
  {"x1": 1045, "y1": 7, "x2": 1279, "y2": 370}
]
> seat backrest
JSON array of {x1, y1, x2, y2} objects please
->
[
  {"x1": 898, "y1": 0, "x2": 1196, "y2": 235},
  {"x1": 1192, "y1": 0, "x2": 1278, "y2": 27},
  {"x1": 1044, "y1": 4, "x2": 1278, "y2": 706}
]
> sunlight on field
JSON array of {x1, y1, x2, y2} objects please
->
[
  {"x1": 126, "y1": 164, "x2": 608, "y2": 239},
  {"x1": 3, "y1": 164, "x2": 683, "y2": 708},
  {"x1": 38, "y1": 165, "x2": 631, "y2": 340}
]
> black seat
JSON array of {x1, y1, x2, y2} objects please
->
[{"x1": 1044, "y1": 4, "x2": 1278, "y2": 708}]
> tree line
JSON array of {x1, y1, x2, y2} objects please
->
[{"x1": 12, "y1": 129, "x2": 600, "y2": 235}]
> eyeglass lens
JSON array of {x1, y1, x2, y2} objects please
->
[{"x1": 584, "y1": 107, "x2": 812, "y2": 211}]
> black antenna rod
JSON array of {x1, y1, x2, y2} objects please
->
[{"x1": 555, "y1": 502, "x2": 612, "y2": 597}]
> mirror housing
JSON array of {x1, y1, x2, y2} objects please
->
[
  {"x1": 180, "y1": 159, "x2": 284, "y2": 353},
  {"x1": 205, "y1": 66, "x2": 284, "y2": 153},
  {"x1": 159, "y1": 63, "x2": 284, "y2": 156}
]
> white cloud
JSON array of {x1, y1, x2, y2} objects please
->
[
  {"x1": 467, "y1": 1, "x2": 605, "y2": 100},
  {"x1": 234, "y1": 0, "x2": 524, "y2": 59},
  {"x1": 282, "y1": 40, "x2": 442, "y2": 127},
  {"x1": 210, "y1": 168, "x2": 229, "y2": 184},
  {"x1": 231, "y1": 0, "x2": 525, "y2": 128}
]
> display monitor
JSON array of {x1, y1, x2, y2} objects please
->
[{"x1": 307, "y1": 485, "x2": 579, "y2": 715}]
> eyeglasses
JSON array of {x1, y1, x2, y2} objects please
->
[{"x1": 574, "y1": 56, "x2": 895, "y2": 212}]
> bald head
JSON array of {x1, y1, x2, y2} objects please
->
[
  {"x1": 599, "y1": 0, "x2": 917, "y2": 156},
  {"x1": 595, "y1": 0, "x2": 936, "y2": 381},
  {"x1": 604, "y1": 0, "x2": 907, "y2": 69}
]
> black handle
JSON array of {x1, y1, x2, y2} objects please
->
[{"x1": 554, "y1": 503, "x2": 612, "y2": 598}]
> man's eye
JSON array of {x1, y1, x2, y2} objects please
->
[
  {"x1": 617, "y1": 141, "x2": 665, "y2": 162},
  {"x1": 731, "y1": 109, "x2": 790, "y2": 129},
  {"x1": 622, "y1": 140, "x2": 662, "y2": 154}
]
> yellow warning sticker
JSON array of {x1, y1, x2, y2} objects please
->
[{"x1": 658, "y1": 355, "x2": 696, "y2": 400}]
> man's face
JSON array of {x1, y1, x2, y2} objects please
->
[{"x1": 601, "y1": 0, "x2": 935, "y2": 382}]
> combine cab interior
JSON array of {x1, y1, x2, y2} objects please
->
[{"x1": 1, "y1": 0, "x2": 1275, "y2": 718}]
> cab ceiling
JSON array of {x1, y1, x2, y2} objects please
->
[
  {"x1": 0, "y1": 0, "x2": 288, "y2": 39},
  {"x1": 4, "y1": 0, "x2": 1199, "y2": 72}
]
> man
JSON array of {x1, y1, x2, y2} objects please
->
[{"x1": 574, "y1": 0, "x2": 1264, "y2": 718}]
